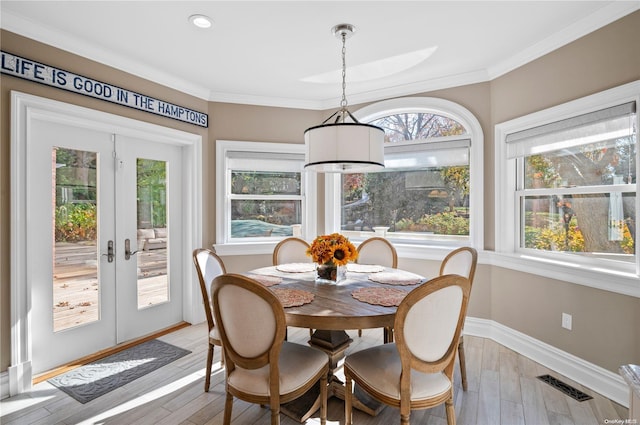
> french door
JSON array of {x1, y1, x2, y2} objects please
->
[{"x1": 29, "y1": 118, "x2": 183, "y2": 374}]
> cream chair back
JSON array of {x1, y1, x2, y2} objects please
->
[
  {"x1": 357, "y1": 237, "x2": 398, "y2": 268},
  {"x1": 213, "y1": 275, "x2": 281, "y2": 362},
  {"x1": 403, "y1": 282, "x2": 465, "y2": 362},
  {"x1": 395, "y1": 274, "x2": 471, "y2": 372},
  {"x1": 272, "y1": 237, "x2": 311, "y2": 265},
  {"x1": 439, "y1": 247, "x2": 477, "y2": 282},
  {"x1": 192, "y1": 248, "x2": 226, "y2": 329}
]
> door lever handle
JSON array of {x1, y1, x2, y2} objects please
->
[
  {"x1": 125, "y1": 238, "x2": 139, "y2": 260},
  {"x1": 101, "y1": 240, "x2": 114, "y2": 263}
]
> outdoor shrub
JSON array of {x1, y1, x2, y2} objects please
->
[
  {"x1": 395, "y1": 212, "x2": 469, "y2": 235},
  {"x1": 55, "y1": 203, "x2": 97, "y2": 242}
]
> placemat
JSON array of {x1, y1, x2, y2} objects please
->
[
  {"x1": 347, "y1": 263, "x2": 384, "y2": 273},
  {"x1": 247, "y1": 274, "x2": 282, "y2": 287},
  {"x1": 351, "y1": 287, "x2": 410, "y2": 307},
  {"x1": 272, "y1": 288, "x2": 314, "y2": 307},
  {"x1": 368, "y1": 271, "x2": 424, "y2": 286},
  {"x1": 275, "y1": 263, "x2": 316, "y2": 273}
]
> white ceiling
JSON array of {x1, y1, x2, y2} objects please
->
[{"x1": 2, "y1": 1, "x2": 639, "y2": 110}]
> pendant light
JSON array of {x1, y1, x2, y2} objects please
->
[{"x1": 304, "y1": 24, "x2": 385, "y2": 173}]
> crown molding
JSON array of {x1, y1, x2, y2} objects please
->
[
  {"x1": 487, "y1": 1, "x2": 640, "y2": 79},
  {"x1": 0, "y1": 10, "x2": 211, "y2": 100},
  {"x1": 3, "y1": 3, "x2": 639, "y2": 110}
]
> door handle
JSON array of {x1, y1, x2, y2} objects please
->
[
  {"x1": 124, "y1": 238, "x2": 139, "y2": 260},
  {"x1": 101, "y1": 240, "x2": 114, "y2": 263}
]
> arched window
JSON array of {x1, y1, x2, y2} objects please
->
[{"x1": 325, "y1": 97, "x2": 483, "y2": 256}]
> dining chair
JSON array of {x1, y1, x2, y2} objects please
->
[
  {"x1": 273, "y1": 236, "x2": 314, "y2": 337},
  {"x1": 344, "y1": 274, "x2": 471, "y2": 425},
  {"x1": 211, "y1": 273, "x2": 329, "y2": 425},
  {"x1": 192, "y1": 248, "x2": 227, "y2": 392},
  {"x1": 356, "y1": 237, "x2": 398, "y2": 339},
  {"x1": 356, "y1": 237, "x2": 398, "y2": 268},
  {"x1": 272, "y1": 236, "x2": 312, "y2": 265},
  {"x1": 439, "y1": 246, "x2": 477, "y2": 391}
]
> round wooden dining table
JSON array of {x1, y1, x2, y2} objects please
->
[
  {"x1": 248, "y1": 264, "x2": 414, "y2": 330},
  {"x1": 244, "y1": 263, "x2": 427, "y2": 420}
]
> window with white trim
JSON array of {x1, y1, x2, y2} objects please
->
[
  {"x1": 216, "y1": 141, "x2": 316, "y2": 251},
  {"x1": 496, "y1": 81, "x2": 640, "y2": 282},
  {"x1": 326, "y1": 97, "x2": 484, "y2": 254}
]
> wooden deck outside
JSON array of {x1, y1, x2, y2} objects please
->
[{"x1": 53, "y1": 242, "x2": 168, "y2": 331}]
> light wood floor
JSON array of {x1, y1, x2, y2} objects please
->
[{"x1": 1, "y1": 323, "x2": 628, "y2": 425}]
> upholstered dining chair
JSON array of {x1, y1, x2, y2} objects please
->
[
  {"x1": 356, "y1": 237, "x2": 398, "y2": 268},
  {"x1": 192, "y1": 248, "x2": 226, "y2": 392},
  {"x1": 211, "y1": 273, "x2": 329, "y2": 425},
  {"x1": 272, "y1": 236, "x2": 312, "y2": 265},
  {"x1": 439, "y1": 246, "x2": 477, "y2": 391},
  {"x1": 273, "y1": 236, "x2": 314, "y2": 337},
  {"x1": 356, "y1": 237, "x2": 398, "y2": 339},
  {"x1": 344, "y1": 274, "x2": 471, "y2": 425}
]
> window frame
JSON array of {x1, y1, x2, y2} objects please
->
[
  {"x1": 215, "y1": 140, "x2": 317, "y2": 255},
  {"x1": 495, "y1": 80, "x2": 640, "y2": 297},
  {"x1": 325, "y1": 97, "x2": 484, "y2": 260}
]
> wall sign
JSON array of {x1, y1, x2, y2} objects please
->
[{"x1": 1, "y1": 51, "x2": 208, "y2": 128}]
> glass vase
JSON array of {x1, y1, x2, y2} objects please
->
[{"x1": 315, "y1": 263, "x2": 346, "y2": 283}]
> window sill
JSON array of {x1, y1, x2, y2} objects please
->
[
  {"x1": 215, "y1": 240, "x2": 469, "y2": 261},
  {"x1": 487, "y1": 251, "x2": 640, "y2": 298},
  {"x1": 213, "y1": 242, "x2": 278, "y2": 256}
]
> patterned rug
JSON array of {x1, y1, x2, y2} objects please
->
[{"x1": 48, "y1": 339, "x2": 191, "y2": 403}]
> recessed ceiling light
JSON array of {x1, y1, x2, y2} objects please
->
[{"x1": 189, "y1": 14, "x2": 212, "y2": 29}]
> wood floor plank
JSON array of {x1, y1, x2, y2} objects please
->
[
  {"x1": 0, "y1": 321, "x2": 628, "y2": 425},
  {"x1": 455, "y1": 390, "x2": 479, "y2": 425},
  {"x1": 500, "y1": 399, "x2": 525, "y2": 425},
  {"x1": 477, "y1": 370, "x2": 501, "y2": 425},
  {"x1": 480, "y1": 338, "x2": 500, "y2": 372},
  {"x1": 520, "y1": 376, "x2": 551, "y2": 425},
  {"x1": 499, "y1": 348, "x2": 522, "y2": 404}
]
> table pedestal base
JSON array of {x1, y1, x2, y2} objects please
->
[{"x1": 280, "y1": 329, "x2": 384, "y2": 422}]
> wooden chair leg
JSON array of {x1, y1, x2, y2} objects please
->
[
  {"x1": 205, "y1": 343, "x2": 213, "y2": 392},
  {"x1": 458, "y1": 336, "x2": 468, "y2": 391},
  {"x1": 383, "y1": 326, "x2": 394, "y2": 343},
  {"x1": 345, "y1": 373, "x2": 353, "y2": 425},
  {"x1": 400, "y1": 401, "x2": 410, "y2": 425},
  {"x1": 445, "y1": 397, "x2": 456, "y2": 425},
  {"x1": 320, "y1": 373, "x2": 328, "y2": 425},
  {"x1": 224, "y1": 392, "x2": 233, "y2": 425},
  {"x1": 358, "y1": 329, "x2": 362, "y2": 337},
  {"x1": 270, "y1": 408, "x2": 280, "y2": 425}
]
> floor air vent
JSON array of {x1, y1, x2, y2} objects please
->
[{"x1": 537, "y1": 374, "x2": 593, "y2": 402}]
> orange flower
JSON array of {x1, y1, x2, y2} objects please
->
[{"x1": 307, "y1": 233, "x2": 358, "y2": 265}]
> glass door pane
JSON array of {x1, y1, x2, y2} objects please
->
[
  {"x1": 52, "y1": 147, "x2": 99, "y2": 332},
  {"x1": 136, "y1": 158, "x2": 168, "y2": 308}
]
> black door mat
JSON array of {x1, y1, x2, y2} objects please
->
[
  {"x1": 537, "y1": 374, "x2": 593, "y2": 402},
  {"x1": 48, "y1": 339, "x2": 191, "y2": 403}
]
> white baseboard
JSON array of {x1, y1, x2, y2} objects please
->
[
  {"x1": 1, "y1": 371, "x2": 8, "y2": 400},
  {"x1": 2, "y1": 361, "x2": 33, "y2": 400},
  {"x1": 464, "y1": 317, "x2": 629, "y2": 407}
]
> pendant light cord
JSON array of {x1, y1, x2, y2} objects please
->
[{"x1": 340, "y1": 31, "x2": 348, "y2": 114}]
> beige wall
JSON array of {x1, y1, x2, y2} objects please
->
[
  {"x1": 2, "y1": 10, "x2": 640, "y2": 376},
  {"x1": 487, "y1": 10, "x2": 640, "y2": 373}
]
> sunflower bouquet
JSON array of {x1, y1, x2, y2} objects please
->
[{"x1": 306, "y1": 233, "x2": 358, "y2": 266}]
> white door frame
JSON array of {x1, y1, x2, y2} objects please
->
[{"x1": 9, "y1": 91, "x2": 203, "y2": 396}]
